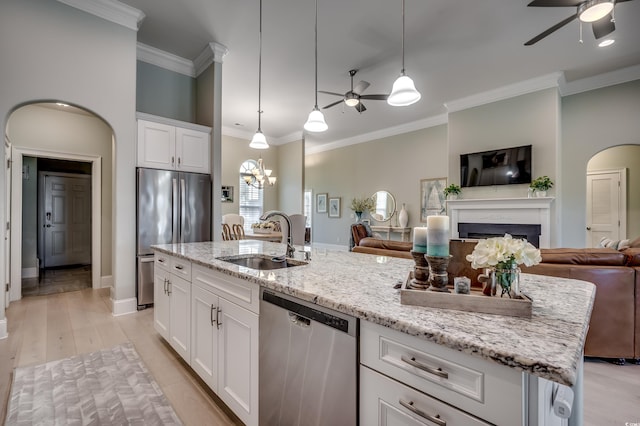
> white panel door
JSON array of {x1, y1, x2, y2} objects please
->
[
  {"x1": 218, "y1": 297, "x2": 259, "y2": 426},
  {"x1": 4, "y1": 140, "x2": 10, "y2": 308},
  {"x1": 586, "y1": 169, "x2": 626, "y2": 247},
  {"x1": 191, "y1": 284, "x2": 219, "y2": 390},
  {"x1": 169, "y1": 274, "x2": 191, "y2": 361},
  {"x1": 153, "y1": 266, "x2": 171, "y2": 341},
  {"x1": 137, "y1": 120, "x2": 176, "y2": 169},
  {"x1": 175, "y1": 128, "x2": 210, "y2": 174}
]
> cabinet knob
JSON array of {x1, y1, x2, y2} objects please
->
[{"x1": 586, "y1": 226, "x2": 591, "y2": 231}]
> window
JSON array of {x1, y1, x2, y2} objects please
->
[
  {"x1": 239, "y1": 159, "x2": 263, "y2": 230},
  {"x1": 304, "y1": 190, "x2": 312, "y2": 228}
]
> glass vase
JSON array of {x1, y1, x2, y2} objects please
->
[
  {"x1": 355, "y1": 211, "x2": 362, "y2": 222},
  {"x1": 492, "y1": 265, "x2": 521, "y2": 298}
]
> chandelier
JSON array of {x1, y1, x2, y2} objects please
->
[{"x1": 242, "y1": 158, "x2": 276, "y2": 189}]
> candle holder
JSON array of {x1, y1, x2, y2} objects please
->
[
  {"x1": 409, "y1": 250, "x2": 429, "y2": 290},
  {"x1": 426, "y1": 255, "x2": 452, "y2": 293}
]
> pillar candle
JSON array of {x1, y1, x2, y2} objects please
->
[
  {"x1": 412, "y1": 227, "x2": 428, "y2": 253},
  {"x1": 427, "y1": 215, "x2": 450, "y2": 256}
]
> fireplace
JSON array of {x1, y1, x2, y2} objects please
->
[
  {"x1": 458, "y1": 223, "x2": 542, "y2": 247},
  {"x1": 447, "y1": 197, "x2": 554, "y2": 248}
]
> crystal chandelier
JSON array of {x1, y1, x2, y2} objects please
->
[{"x1": 242, "y1": 158, "x2": 276, "y2": 189}]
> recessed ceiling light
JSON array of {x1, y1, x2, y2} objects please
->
[
  {"x1": 598, "y1": 39, "x2": 615, "y2": 47},
  {"x1": 234, "y1": 123, "x2": 244, "y2": 127}
]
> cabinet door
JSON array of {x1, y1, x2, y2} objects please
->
[
  {"x1": 153, "y1": 266, "x2": 171, "y2": 341},
  {"x1": 169, "y1": 274, "x2": 191, "y2": 361},
  {"x1": 218, "y1": 297, "x2": 259, "y2": 426},
  {"x1": 137, "y1": 120, "x2": 176, "y2": 169},
  {"x1": 176, "y1": 128, "x2": 210, "y2": 174},
  {"x1": 191, "y1": 285, "x2": 219, "y2": 390}
]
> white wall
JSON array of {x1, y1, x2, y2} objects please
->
[
  {"x1": 8, "y1": 105, "x2": 113, "y2": 276},
  {"x1": 0, "y1": 0, "x2": 138, "y2": 317},
  {"x1": 562, "y1": 80, "x2": 640, "y2": 247}
]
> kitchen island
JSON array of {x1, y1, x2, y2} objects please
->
[{"x1": 152, "y1": 240, "x2": 595, "y2": 425}]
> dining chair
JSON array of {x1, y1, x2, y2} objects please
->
[
  {"x1": 222, "y1": 223, "x2": 233, "y2": 241},
  {"x1": 232, "y1": 224, "x2": 245, "y2": 240},
  {"x1": 281, "y1": 214, "x2": 307, "y2": 246}
]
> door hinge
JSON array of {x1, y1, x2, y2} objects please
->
[
  {"x1": 6, "y1": 159, "x2": 10, "y2": 169},
  {"x1": 5, "y1": 283, "x2": 9, "y2": 292}
]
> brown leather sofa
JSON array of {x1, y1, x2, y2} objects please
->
[
  {"x1": 522, "y1": 247, "x2": 640, "y2": 363},
  {"x1": 351, "y1": 223, "x2": 412, "y2": 259}
]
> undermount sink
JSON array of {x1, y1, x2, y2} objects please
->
[{"x1": 217, "y1": 254, "x2": 307, "y2": 270}]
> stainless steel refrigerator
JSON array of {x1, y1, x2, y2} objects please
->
[{"x1": 136, "y1": 168, "x2": 211, "y2": 308}]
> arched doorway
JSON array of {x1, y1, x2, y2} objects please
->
[{"x1": 6, "y1": 102, "x2": 113, "y2": 301}]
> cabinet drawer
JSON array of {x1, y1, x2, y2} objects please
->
[
  {"x1": 360, "y1": 321, "x2": 523, "y2": 426},
  {"x1": 192, "y1": 264, "x2": 259, "y2": 314},
  {"x1": 170, "y1": 257, "x2": 192, "y2": 281},
  {"x1": 360, "y1": 365, "x2": 490, "y2": 426},
  {"x1": 155, "y1": 253, "x2": 173, "y2": 272}
]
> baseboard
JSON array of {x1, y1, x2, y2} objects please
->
[
  {"x1": 111, "y1": 297, "x2": 137, "y2": 317},
  {"x1": 100, "y1": 275, "x2": 113, "y2": 288},
  {"x1": 311, "y1": 242, "x2": 349, "y2": 251},
  {"x1": 22, "y1": 267, "x2": 38, "y2": 279},
  {"x1": 0, "y1": 318, "x2": 7, "y2": 340}
]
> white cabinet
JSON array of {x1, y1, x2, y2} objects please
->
[
  {"x1": 191, "y1": 264, "x2": 259, "y2": 426},
  {"x1": 154, "y1": 256, "x2": 191, "y2": 362},
  {"x1": 137, "y1": 115, "x2": 211, "y2": 174}
]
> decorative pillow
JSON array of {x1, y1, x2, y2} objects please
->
[
  {"x1": 598, "y1": 236, "x2": 631, "y2": 251},
  {"x1": 629, "y1": 236, "x2": 640, "y2": 248}
]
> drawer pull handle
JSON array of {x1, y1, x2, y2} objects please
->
[
  {"x1": 210, "y1": 304, "x2": 216, "y2": 326},
  {"x1": 401, "y1": 355, "x2": 449, "y2": 379},
  {"x1": 174, "y1": 265, "x2": 184, "y2": 270},
  {"x1": 399, "y1": 399, "x2": 446, "y2": 426},
  {"x1": 163, "y1": 278, "x2": 167, "y2": 294},
  {"x1": 216, "y1": 307, "x2": 222, "y2": 330},
  {"x1": 158, "y1": 258, "x2": 165, "y2": 264}
]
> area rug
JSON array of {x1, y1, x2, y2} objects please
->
[{"x1": 5, "y1": 343, "x2": 182, "y2": 425}]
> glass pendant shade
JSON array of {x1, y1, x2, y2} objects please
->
[
  {"x1": 304, "y1": 107, "x2": 328, "y2": 132},
  {"x1": 249, "y1": 130, "x2": 269, "y2": 149},
  {"x1": 579, "y1": 0, "x2": 614, "y2": 22},
  {"x1": 387, "y1": 74, "x2": 421, "y2": 106}
]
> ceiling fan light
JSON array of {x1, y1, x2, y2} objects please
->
[
  {"x1": 249, "y1": 130, "x2": 269, "y2": 149},
  {"x1": 578, "y1": 0, "x2": 614, "y2": 23},
  {"x1": 387, "y1": 74, "x2": 421, "y2": 106},
  {"x1": 304, "y1": 108, "x2": 328, "y2": 132},
  {"x1": 345, "y1": 98, "x2": 360, "y2": 107},
  {"x1": 598, "y1": 38, "x2": 615, "y2": 47}
]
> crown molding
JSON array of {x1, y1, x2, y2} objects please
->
[
  {"x1": 560, "y1": 64, "x2": 640, "y2": 96},
  {"x1": 194, "y1": 42, "x2": 229, "y2": 76},
  {"x1": 56, "y1": 0, "x2": 145, "y2": 31},
  {"x1": 136, "y1": 43, "x2": 195, "y2": 77},
  {"x1": 222, "y1": 126, "x2": 254, "y2": 142},
  {"x1": 305, "y1": 114, "x2": 448, "y2": 156},
  {"x1": 444, "y1": 72, "x2": 564, "y2": 113}
]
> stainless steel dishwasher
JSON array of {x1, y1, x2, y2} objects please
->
[{"x1": 259, "y1": 288, "x2": 358, "y2": 426}]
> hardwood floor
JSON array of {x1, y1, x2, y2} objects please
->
[
  {"x1": 0, "y1": 288, "x2": 242, "y2": 425},
  {"x1": 1, "y1": 287, "x2": 639, "y2": 425},
  {"x1": 21, "y1": 265, "x2": 92, "y2": 297}
]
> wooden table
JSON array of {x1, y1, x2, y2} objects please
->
[{"x1": 244, "y1": 230, "x2": 283, "y2": 242}]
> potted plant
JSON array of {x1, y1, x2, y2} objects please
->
[
  {"x1": 529, "y1": 176, "x2": 553, "y2": 197},
  {"x1": 350, "y1": 196, "x2": 374, "y2": 222},
  {"x1": 443, "y1": 184, "x2": 462, "y2": 200}
]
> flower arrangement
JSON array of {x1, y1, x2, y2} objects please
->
[
  {"x1": 349, "y1": 196, "x2": 375, "y2": 213},
  {"x1": 529, "y1": 176, "x2": 553, "y2": 191},
  {"x1": 251, "y1": 221, "x2": 277, "y2": 230},
  {"x1": 466, "y1": 234, "x2": 541, "y2": 297},
  {"x1": 443, "y1": 184, "x2": 462, "y2": 197}
]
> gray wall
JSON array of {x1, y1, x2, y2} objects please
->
[
  {"x1": 561, "y1": 80, "x2": 640, "y2": 247},
  {"x1": 136, "y1": 61, "x2": 196, "y2": 123},
  {"x1": 306, "y1": 125, "x2": 447, "y2": 246},
  {"x1": 21, "y1": 157, "x2": 37, "y2": 269},
  {"x1": 9, "y1": 105, "x2": 114, "y2": 275},
  {"x1": 0, "y1": 0, "x2": 138, "y2": 305},
  {"x1": 278, "y1": 140, "x2": 304, "y2": 215}
]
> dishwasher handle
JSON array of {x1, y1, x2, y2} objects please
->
[{"x1": 289, "y1": 312, "x2": 311, "y2": 327}]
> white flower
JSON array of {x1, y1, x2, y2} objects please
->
[{"x1": 466, "y1": 234, "x2": 541, "y2": 269}]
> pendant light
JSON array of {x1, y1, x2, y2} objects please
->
[
  {"x1": 387, "y1": 0, "x2": 421, "y2": 107},
  {"x1": 250, "y1": 0, "x2": 269, "y2": 149},
  {"x1": 303, "y1": 0, "x2": 328, "y2": 132}
]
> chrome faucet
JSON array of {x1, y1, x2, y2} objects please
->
[{"x1": 259, "y1": 210, "x2": 295, "y2": 258}]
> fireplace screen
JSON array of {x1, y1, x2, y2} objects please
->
[{"x1": 458, "y1": 223, "x2": 541, "y2": 248}]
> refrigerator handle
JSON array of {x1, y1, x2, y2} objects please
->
[
  {"x1": 180, "y1": 178, "x2": 186, "y2": 244},
  {"x1": 172, "y1": 178, "x2": 179, "y2": 244}
]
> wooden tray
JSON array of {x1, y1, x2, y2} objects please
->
[{"x1": 400, "y1": 273, "x2": 532, "y2": 318}]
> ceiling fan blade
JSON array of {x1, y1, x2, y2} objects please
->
[
  {"x1": 524, "y1": 13, "x2": 578, "y2": 45},
  {"x1": 318, "y1": 90, "x2": 345, "y2": 97},
  {"x1": 360, "y1": 94, "x2": 389, "y2": 101},
  {"x1": 354, "y1": 103, "x2": 366, "y2": 113},
  {"x1": 353, "y1": 80, "x2": 370, "y2": 94},
  {"x1": 322, "y1": 99, "x2": 344, "y2": 109},
  {"x1": 527, "y1": 0, "x2": 582, "y2": 6},
  {"x1": 592, "y1": 14, "x2": 615, "y2": 39}
]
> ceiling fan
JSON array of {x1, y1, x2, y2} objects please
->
[
  {"x1": 524, "y1": 0, "x2": 634, "y2": 46},
  {"x1": 319, "y1": 69, "x2": 389, "y2": 113}
]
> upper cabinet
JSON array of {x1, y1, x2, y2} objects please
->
[{"x1": 137, "y1": 113, "x2": 211, "y2": 174}]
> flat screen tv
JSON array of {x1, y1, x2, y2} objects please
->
[{"x1": 460, "y1": 145, "x2": 532, "y2": 187}]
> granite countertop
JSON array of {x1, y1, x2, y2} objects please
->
[{"x1": 152, "y1": 240, "x2": 595, "y2": 387}]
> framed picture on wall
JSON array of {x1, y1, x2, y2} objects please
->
[
  {"x1": 328, "y1": 197, "x2": 341, "y2": 218},
  {"x1": 317, "y1": 193, "x2": 328, "y2": 213},
  {"x1": 221, "y1": 185, "x2": 233, "y2": 202},
  {"x1": 420, "y1": 177, "x2": 447, "y2": 222}
]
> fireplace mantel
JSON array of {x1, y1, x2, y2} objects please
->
[{"x1": 447, "y1": 197, "x2": 554, "y2": 248}]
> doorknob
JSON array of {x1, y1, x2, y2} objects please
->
[
  {"x1": 46, "y1": 212, "x2": 51, "y2": 220},
  {"x1": 586, "y1": 226, "x2": 591, "y2": 230}
]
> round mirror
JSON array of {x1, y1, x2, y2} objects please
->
[{"x1": 370, "y1": 190, "x2": 396, "y2": 222}]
